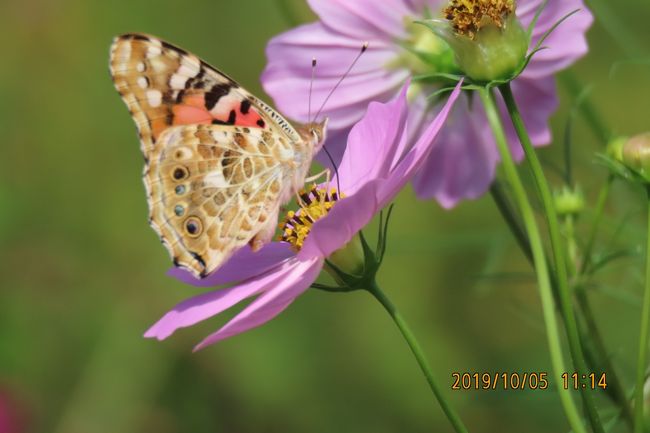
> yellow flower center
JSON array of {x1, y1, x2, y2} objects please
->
[
  {"x1": 444, "y1": 0, "x2": 515, "y2": 39},
  {"x1": 280, "y1": 185, "x2": 343, "y2": 252}
]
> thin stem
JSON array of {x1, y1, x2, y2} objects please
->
[
  {"x1": 633, "y1": 186, "x2": 650, "y2": 433},
  {"x1": 490, "y1": 181, "x2": 533, "y2": 263},
  {"x1": 500, "y1": 83, "x2": 604, "y2": 433},
  {"x1": 564, "y1": 215, "x2": 578, "y2": 277},
  {"x1": 581, "y1": 175, "x2": 614, "y2": 275},
  {"x1": 493, "y1": 178, "x2": 633, "y2": 425},
  {"x1": 492, "y1": 167, "x2": 632, "y2": 424},
  {"x1": 366, "y1": 280, "x2": 470, "y2": 433},
  {"x1": 480, "y1": 88, "x2": 586, "y2": 433},
  {"x1": 576, "y1": 286, "x2": 635, "y2": 428}
]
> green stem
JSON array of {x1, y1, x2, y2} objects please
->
[
  {"x1": 366, "y1": 280, "x2": 469, "y2": 433},
  {"x1": 581, "y1": 175, "x2": 614, "y2": 275},
  {"x1": 564, "y1": 215, "x2": 578, "y2": 277},
  {"x1": 490, "y1": 181, "x2": 533, "y2": 263},
  {"x1": 493, "y1": 175, "x2": 633, "y2": 426},
  {"x1": 500, "y1": 83, "x2": 604, "y2": 433},
  {"x1": 570, "y1": 177, "x2": 633, "y2": 428},
  {"x1": 634, "y1": 186, "x2": 650, "y2": 433},
  {"x1": 576, "y1": 286, "x2": 635, "y2": 429},
  {"x1": 480, "y1": 88, "x2": 586, "y2": 433}
]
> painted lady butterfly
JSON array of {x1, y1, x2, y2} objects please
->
[{"x1": 109, "y1": 34, "x2": 327, "y2": 278}]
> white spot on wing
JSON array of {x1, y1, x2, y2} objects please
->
[
  {"x1": 136, "y1": 62, "x2": 145, "y2": 72},
  {"x1": 147, "y1": 46, "x2": 162, "y2": 58},
  {"x1": 178, "y1": 63, "x2": 199, "y2": 78},
  {"x1": 146, "y1": 89, "x2": 162, "y2": 107},
  {"x1": 116, "y1": 42, "x2": 131, "y2": 63},
  {"x1": 137, "y1": 76, "x2": 148, "y2": 89},
  {"x1": 183, "y1": 55, "x2": 201, "y2": 70},
  {"x1": 170, "y1": 73, "x2": 188, "y2": 90}
]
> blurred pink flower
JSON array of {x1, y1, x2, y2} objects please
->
[
  {"x1": 261, "y1": 0, "x2": 592, "y2": 208},
  {"x1": 145, "y1": 82, "x2": 461, "y2": 350},
  {"x1": 0, "y1": 387, "x2": 27, "y2": 433}
]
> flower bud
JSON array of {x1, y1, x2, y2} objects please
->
[
  {"x1": 606, "y1": 136, "x2": 627, "y2": 164},
  {"x1": 554, "y1": 186, "x2": 585, "y2": 216},
  {"x1": 324, "y1": 234, "x2": 367, "y2": 283},
  {"x1": 622, "y1": 133, "x2": 650, "y2": 182},
  {"x1": 421, "y1": 1, "x2": 528, "y2": 82}
]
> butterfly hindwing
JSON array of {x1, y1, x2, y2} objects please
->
[{"x1": 149, "y1": 124, "x2": 293, "y2": 277}]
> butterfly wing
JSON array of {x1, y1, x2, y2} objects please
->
[
  {"x1": 109, "y1": 33, "x2": 303, "y2": 150},
  {"x1": 148, "y1": 124, "x2": 295, "y2": 278},
  {"x1": 109, "y1": 33, "x2": 308, "y2": 278}
]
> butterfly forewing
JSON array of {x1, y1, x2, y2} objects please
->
[
  {"x1": 109, "y1": 33, "x2": 301, "y2": 149},
  {"x1": 109, "y1": 33, "x2": 317, "y2": 278}
]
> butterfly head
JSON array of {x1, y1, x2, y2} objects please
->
[{"x1": 302, "y1": 118, "x2": 329, "y2": 156}]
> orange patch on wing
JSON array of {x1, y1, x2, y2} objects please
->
[
  {"x1": 171, "y1": 93, "x2": 266, "y2": 128},
  {"x1": 151, "y1": 117, "x2": 171, "y2": 140},
  {"x1": 173, "y1": 105, "x2": 212, "y2": 125},
  {"x1": 184, "y1": 94, "x2": 206, "y2": 109},
  {"x1": 235, "y1": 108, "x2": 265, "y2": 128}
]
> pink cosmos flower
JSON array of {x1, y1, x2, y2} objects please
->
[
  {"x1": 0, "y1": 387, "x2": 27, "y2": 433},
  {"x1": 145, "y1": 82, "x2": 461, "y2": 350},
  {"x1": 261, "y1": 0, "x2": 593, "y2": 208}
]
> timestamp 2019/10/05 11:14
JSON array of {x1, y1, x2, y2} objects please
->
[{"x1": 451, "y1": 372, "x2": 608, "y2": 391}]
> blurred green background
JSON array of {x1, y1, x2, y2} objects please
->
[{"x1": 1, "y1": 0, "x2": 649, "y2": 432}]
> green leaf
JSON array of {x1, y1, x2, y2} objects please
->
[{"x1": 527, "y1": 0, "x2": 549, "y2": 41}]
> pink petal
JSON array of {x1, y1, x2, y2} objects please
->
[
  {"x1": 301, "y1": 82, "x2": 462, "y2": 258},
  {"x1": 194, "y1": 257, "x2": 323, "y2": 350},
  {"x1": 379, "y1": 81, "x2": 462, "y2": 206},
  {"x1": 518, "y1": 0, "x2": 593, "y2": 79},
  {"x1": 145, "y1": 258, "x2": 301, "y2": 341},
  {"x1": 413, "y1": 94, "x2": 499, "y2": 208},
  {"x1": 336, "y1": 83, "x2": 410, "y2": 195},
  {"x1": 263, "y1": 22, "x2": 395, "y2": 78},
  {"x1": 501, "y1": 75, "x2": 558, "y2": 161},
  {"x1": 263, "y1": 59, "x2": 408, "y2": 130},
  {"x1": 299, "y1": 183, "x2": 380, "y2": 259},
  {"x1": 307, "y1": 0, "x2": 414, "y2": 40},
  {"x1": 167, "y1": 242, "x2": 295, "y2": 287}
]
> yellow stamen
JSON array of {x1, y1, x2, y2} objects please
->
[
  {"x1": 279, "y1": 185, "x2": 344, "y2": 251},
  {"x1": 444, "y1": 0, "x2": 515, "y2": 39}
]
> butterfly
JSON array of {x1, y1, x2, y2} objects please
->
[{"x1": 109, "y1": 33, "x2": 327, "y2": 279}]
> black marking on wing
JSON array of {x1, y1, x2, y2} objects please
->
[
  {"x1": 161, "y1": 40, "x2": 188, "y2": 56},
  {"x1": 190, "y1": 252, "x2": 207, "y2": 278},
  {"x1": 205, "y1": 83, "x2": 231, "y2": 111}
]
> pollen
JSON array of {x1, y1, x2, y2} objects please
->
[
  {"x1": 443, "y1": 0, "x2": 515, "y2": 39},
  {"x1": 279, "y1": 184, "x2": 343, "y2": 251}
]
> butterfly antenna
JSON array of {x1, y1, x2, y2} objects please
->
[
  {"x1": 308, "y1": 58, "x2": 316, "y2": 124},
  {"x1": 313, "y1": 42, "x2": 368, "y2": 122}
]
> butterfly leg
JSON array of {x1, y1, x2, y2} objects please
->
[
  {"x1": 249, "y1": 208, "x2": 280, "y2": 252},
  {"x1": 304, "y1": 168, "x2": 330, "y2": 184}
]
